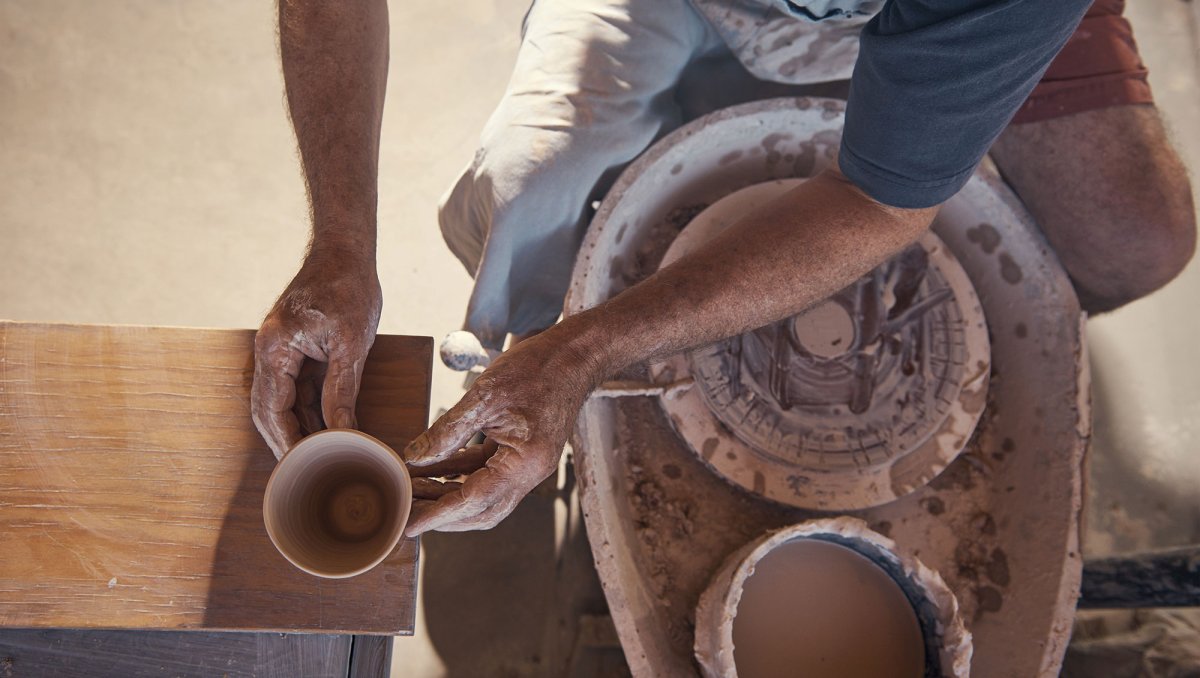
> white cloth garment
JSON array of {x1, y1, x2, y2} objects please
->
[{"x1": 438, "y1": 0, "x2": 875, "y2": 348}]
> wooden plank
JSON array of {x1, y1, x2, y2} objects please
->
[
  {"x1": 0, "y1": 321, "x2": 431, "y2": 634},
  {"x1": 348, "y1": 634, "x2": 392, "y2": 678},
  {"x1": 0, "y1": 629, "x2": 352, "y2": 678}
]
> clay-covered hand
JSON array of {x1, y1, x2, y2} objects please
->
[
  {"x1": 403, "y1": 330, "x2": 601, "y2": 535},
  {"x1": 251, "y1": 250, "x2": 382, "y2": 460}
]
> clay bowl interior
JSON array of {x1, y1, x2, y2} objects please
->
[
  {"x1": 695, "y1": 518, "x2": 971, "y2": 678},
  {"x1": 263, "y1": 429, "x2": 412, "y2": 579}
]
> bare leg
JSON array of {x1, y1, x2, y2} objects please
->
[{"x1": 991, "y1": 105, "x2": 1195, "y2": 313}]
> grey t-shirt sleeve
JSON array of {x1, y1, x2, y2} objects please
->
[{"x1": 838, "y1": 0, "x2": 1091, "y2": 208}]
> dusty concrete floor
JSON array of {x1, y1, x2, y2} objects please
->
[{"x1": 0, "y1": 1, "x2": 1197, "y2": 676}]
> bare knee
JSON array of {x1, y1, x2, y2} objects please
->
[
  {"x1": 992, "y1": 106, "x2": 1197, "y2": 313},
  {"x1": 1071, "y1": 182, "x2": 1195, "y2": 313}
]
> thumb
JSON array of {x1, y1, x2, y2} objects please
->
[
  {"x1": 322, "y1": 352, "x2": 366, "y2": 430},
  {"x1": 405, "y1": 394, "x2": 490, "y2": 467}
]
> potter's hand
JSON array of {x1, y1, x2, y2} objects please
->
[
  {"x1": 404, "y1": 168, "x2": 936, "y2": 533},
  {"x1": 403, "y1": 331, "x2": 600, "y2": 535},
  {"x1": 252, "y1": 250, "x2": 382, "y2": 460}
]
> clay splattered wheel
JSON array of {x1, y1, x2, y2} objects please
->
[
  {"x1": 569, "y1": 98, "x2": 1086, "y2": 676},
  {"x1": 650, "y1": 179, "x2": 990, "y2": 510}
]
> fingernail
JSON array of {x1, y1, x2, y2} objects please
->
[
  {"x1": 404, "y1": 434, "x2": 429, "y2": 463},
  {"x1": 334, "y1": 407, "x2": 354, "y2": 429}
]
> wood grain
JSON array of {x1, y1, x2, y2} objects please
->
[
  {"x1": 0, "y1": 629, "x2": 352, "y2": 678},
  {"x1": 0, "y1": 321, "x2": 431, "y2": 634},
  {"x1": 348, "y1": 634, "x2": 392, "y2": 678}
]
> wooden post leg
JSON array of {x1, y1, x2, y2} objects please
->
[
  {"x1": 1079, "y1": 546, "x2": 1200, "y2": 609},
  {"x1": 348, "y1": 635, "x2": 392, "y2": 678}
]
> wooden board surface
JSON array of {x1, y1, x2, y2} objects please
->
[
  {"x1": 0, "y1": 322, "x2": 431, "y2": 634},
  {"x1": 0, "y1": 629, "x2": 354, "y2": 678}
]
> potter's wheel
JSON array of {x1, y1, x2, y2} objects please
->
[
  {"x1": 652, "y1": 179, "x2": 990, "y2": 510},
  {"x1": 567, "y1": 99, "x2": 1089, "y2": 677}
]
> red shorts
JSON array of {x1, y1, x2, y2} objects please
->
[{"x1": 1012, "y1": 0, "x2": 1154, "y2": 124}]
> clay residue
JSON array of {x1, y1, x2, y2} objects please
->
[
  {"x1": 688, "y1": 241, "x2": 971, "y2": 472},
  {"x1": 929, "y1": 454, "x2": 979, "y2": 493},
  {"x1": 986, "y1": 548, "x2": 1010, "y2": 586},
  {"x1": 975, "y1": 585, "x2": 1004, "y2": 617},
  {"x1": 615, "y1": 401, "x2": 810, "y2": 655},
  {"x1": 718, "y1": 150, "x2": 744, "y2": 166},
  {"x1": 939, "y1": 492, "x2": 1011, "y2": 622},
  {"x1": 790, "y1": 144, "x2": 816, "y2": 177},
  {"x1": 762, "y1": 133, "x2": 795, "y2": 168},
  {"x1": 964, "y1": 220, "x2": 1022, "y2": 286},
  {"x1": 921, "y1": 496, "x2": 946, "y2": 516},
  {"x1": 615, "y1": 222, "x2": 628, "y2": 245},
  {"x1": 760, "y1": 133, "x2": 793, "y2": 153},
  {"x1": 992, "y1": 437, "x2": 1016, "y2": 462},
  {"x1": 966, "y1": 223, "x2": 1001, "y2": 254},
  {"x1": 630, "y1": 473, "x2": 695, "y2": 639},
  {"x1": 775, "y1": 27, "x2": 848, "y2": 78},
  {"x1": 999, "y1": 253, "x2": 1024, "y2": 284},
  {"x1": 609, "y1": 203, "x2": 708, "y2": 292}
]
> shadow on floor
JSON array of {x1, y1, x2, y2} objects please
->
[{"x1": 420, "y1": 458, "x2": 628, "y2": 678}]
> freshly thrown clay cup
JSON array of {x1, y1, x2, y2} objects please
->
[{"x1": 264, "y1": 429, "x2": 413, "y2": 579}]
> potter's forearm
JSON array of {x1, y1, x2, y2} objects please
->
[
  {"x1": 563, "y1": 168, "x2": 938, "y2": 381},
  {"x1": 279, "y1": 0, "x2": 389, "y2": 260}
]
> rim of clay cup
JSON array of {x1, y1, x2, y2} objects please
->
[
  {"x1": 263, "y1": 428, "x2": 413, "y2": 579},
  {"x1": 694, "y1": 516, "x2": 973, "y2": 678}
]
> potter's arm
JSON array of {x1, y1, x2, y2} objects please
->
[
  {"x1": 278, "y1": 0, "x2": 386, "y2": 258},
  {"x1": 279, "y1": 0, "x2": 388, "y2": 258},
  {"x1": 564, "y1": 166, "x2": 936, "y2": 377},
  {"x1": 402, "y1": 165, "x2": 938, "y2": 535},
  {"x1": 250, "y1": 0, "x2": 390, "y2": 459}
]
